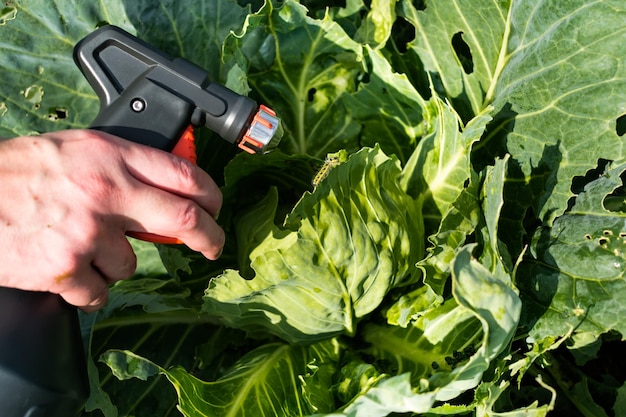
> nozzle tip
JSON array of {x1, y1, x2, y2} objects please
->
[{"x1": 238, "y1": 105, "x2": 283, "y2": 154}]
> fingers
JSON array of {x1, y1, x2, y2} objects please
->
[
  {"x1": 123, "y1": 187, "x2": 225, "y2": 259},
  {"x1": 120, "y1": 139, "x2": 222, "y2": 218},
  {"x1": 92, "y1": 232, "x2": 137, "y2": 283},
  {"x1": 52, "y1": 131, "x2": 227, "y2": 312},
  {"x1": 56, "y1": 267, "x2": 110, "y2": 312},
  {"x1": 53, "y1": 234, "x2": 136, "y2": 312},
  {"x1": 110, "y1": 134, "x2": 225, "y2": 259}
]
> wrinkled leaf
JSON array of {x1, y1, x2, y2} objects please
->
[
  {"x1": 344, "y1": 46, "x2": 427, "y2": 163},
  {"x1": 225, "y1": 0, "x2": 364, "y2": 156},
  {"x1": 102, "y1": 340, "x2": 340, "y2": 417},
  {"x1": 491, "y1": 0, "x2": 626, "y2": 224},
  {"x1": 328, "y1": 245, "x2": 521, "y2": 416},
  {"x1": 519, "y1": 162, "x2": 626, "y2": 342},
  {"x1": 203, "y1": 146, "x2": 424, "y2": 343}
]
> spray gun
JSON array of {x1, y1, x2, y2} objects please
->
[{"x1": 0, "y1": 25, "x2": 282, "y2": 417}]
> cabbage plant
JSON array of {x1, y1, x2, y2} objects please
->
[{"x1": 1, "y1": 0, "x2": 626, "y2": 416}]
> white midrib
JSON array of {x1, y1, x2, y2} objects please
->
[
  {"x1": 225, "y1": 345, "x2": 295, "y2": 417},
  {"x1": 484, "y1": 2, "x2": 513, "y2": 106}
]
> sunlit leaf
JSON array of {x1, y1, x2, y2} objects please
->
[{"x1": 203, "y1": 146, "x2": 424, "y2": 343}]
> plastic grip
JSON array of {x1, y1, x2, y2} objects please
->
[{"x1": 126, "y1": 126, "x2": 197, "y2": 244}]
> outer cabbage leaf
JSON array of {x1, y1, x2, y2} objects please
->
[
  {"x1": 399, "y1": 0, "x2": 509, "y2": 119},
  {"x1": 399, "y1": 94, "x2": 491, "y2": 294},
  {"x1": 491, "y1": 0, "x2": 626, "y2": 224},
  {"x1": 0, "y1": 0, "x2": 252, "y2": 137},
  {"x1": 224, "y1": 0, "x2": 364, "y2": 156},
  {"x1": 121, "y1": 0, "x2": 250, "y2": 83},
  {"x1": 0, "y1": 0, "x2": 132, "y2": 137},
  {"x1": 324, "y1": 245, "x2": 521, "y2": 416},
  {"x1": 343, "y1": 45, "x2": 427, "y2": 163},
  {"x1": 401, "y1": 0, "x2": 626, "y2": 233},
  {"x1": 519, "y1": 162, "x2": 626, "y2": 342},
  {"x1": 101, "y1": 340, "x2": 340, "y2": 417},
  {"x1": 203, "y1": 146, "x2": 424, "y2": 343}
]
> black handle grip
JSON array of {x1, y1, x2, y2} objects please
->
[{"x1": 73, "y1": 25, "x2": 257, "y2": 150}]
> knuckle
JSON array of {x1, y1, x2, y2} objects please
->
[
  {"x1": 173, "y1": 157, "x2": 201, "y2": 192},
  {"x1": 86, "y1": 174, "x2": 120, "y2": 203},
  {"x1": 83, "y1": 130, "x2": 119, "y2": 153},
  {"x1": 175, "y1": 201, "x2": 203, "y2": 232},
  {"x1": 121, "y1": 252, "x2": 138, "y2": 277},
  {"x1": 213, "y1": 189, "x2": 223, "y2": 212}
]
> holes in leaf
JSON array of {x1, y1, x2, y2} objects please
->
[
  {"x1": 451, "y1": 32, "x2": 473, "y2": 74},
  {"x1": 390, "y1": 17, "x2": 415, "y2": 53},
  {"x1": 568, "y1": 159, "x2": 614, "y2": 212},
  {"x1": 0, "y1": 3, "x2": 17, "y2": 25},
  {"x1": 603, "y1": 169, "x2": 626, "y2": 213},
  {"x1": 413, "y1": 0, "x2": 426, "y2": 10},
  {"x1": 48, "y1": 107, "x2": 68, "y2": 121},
  {"x1": 617, "y1": 114, "x2": 626, "y2": 136},
  {"x1": 22, "y1": 85, "x2": 43, "y2": 109},
  {"x1": 570, "y1": 159, "x2": 611, "y2": 195},
  {"x1": 307, "y1": 88, "x2": 316, "y2": 102}
]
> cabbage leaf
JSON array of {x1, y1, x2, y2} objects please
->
[
  {"x1": 1, "y1": 0, "x2": 626, "y2": 416},
  {"x1": 203, "y1": 146, "x2": 424, "y2": 344}
]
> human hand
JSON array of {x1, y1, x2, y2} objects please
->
[{"x1": 0, "y1": 129, "x2": 224, "y2": 311}]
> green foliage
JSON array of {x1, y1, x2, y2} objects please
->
[
  {"x1": 1, "y1": 0, "x2": 626, "y2": 416},
  {"x1": 204, "y1": 146, "x2": 424, "y2": 344}
]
